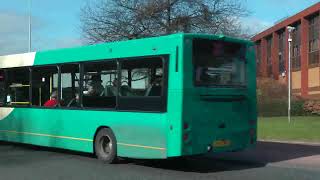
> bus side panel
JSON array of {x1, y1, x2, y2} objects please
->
[
  {"x1": 0, "y1": 108, "x2": 94, "y2": 152},
  {"x1": 166, "y1": 89, "x2": 183, "y2": 157},
  {"x1": 108, "y1": 111, "x2": 168, "y2": 159},
  {"x1": 0, "y1": 108, "x2": 168, "y2": 159},
  {"x1": 165, "y1": 39, "x2": 185, "y2": 158}
]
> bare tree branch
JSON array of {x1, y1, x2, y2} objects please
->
[{"x1": 80, "y1": 0, "x2": 251, "y2": 43}]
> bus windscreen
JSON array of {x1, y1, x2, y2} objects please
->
[{"x1": 193, "y1": 39, "x2": 247, "y2": 87}]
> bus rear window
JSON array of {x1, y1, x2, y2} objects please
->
[{"x1": 193, "y1": 39, "x2": 246, "y2": 87}]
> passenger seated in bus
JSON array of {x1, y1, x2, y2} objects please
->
[
  {"x1": 86, "y1": 75, "x2": 104, "y2": 96},
  {"x1": 120, "y1": 85, "x2": 132, "y2": 96},
  {"x1": 104, "y1": 78, "x2": 119, "y2": 96},
  {"x1": 145, "y1": 78, "x2": 162, "y2": 96},
  {"x1": 44, "y1": 91, "x2": 58, "y2": 107},
  {"x1": 67, "y1": 93, "x2": 80, "y2": 107}
]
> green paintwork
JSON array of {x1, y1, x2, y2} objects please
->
[
  {"x1": 0, "y1": 108, "x2": 167, "y2": 158},
  {"x1": 181, "y1": 35, "x2": 256, "y2": 155},
  {"x1": 0, "y1": 33, "x2": 256, "y2": 159}
]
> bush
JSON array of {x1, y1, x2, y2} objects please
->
[
  {"x1": 257, "y1": 78, "x2": 288, "y2": 100},
  {"x1": 258, "y1": 99, "x2": 308, "y2": 117},
  {"x1": 258, "y1": 99, "x2": 287, "y2": 117},
  {"x1": 304, "y1": 100, "x2": 320, "y2": 115},
  {"x1": 257, "y1": 77, "x2": 312, "y2": 117},
  {"x1": 257, "y1": 78, "x2": 287, "y2": 117},
  {"x1": 292, "y1": 100, "x2": 310, "y2": 116}
]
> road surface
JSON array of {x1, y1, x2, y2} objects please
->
[{"x1": 0, "y1": 141, "x2": 319, "y2": 180}]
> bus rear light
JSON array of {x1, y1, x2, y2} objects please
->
[
  {"x1": 183, "y1": 133, "x2": 189, "y2": 141},
  {"x1": 183, "y1": 123, "x2": 189, "y2": 130},
  {"x1": 249, "y1": 128, "x2": 255, "y2": 136},
  {"x1": 249, "y1": 120, "x2": 256, "y2": 125}
]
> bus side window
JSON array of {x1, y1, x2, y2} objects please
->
[
  {"x1": 121, "y1": 58, "x2": 163, "y2": 97},
  {"x1": 31, "y1": 66, "x2": 58, "y2": 107},
  {"x1": 61, "y1": 64, "x2": 80, "y2": 108},
  {"x1": 4, "y1": 68, "x2": 31, "y2": 107},
  {"x1": 118, "y1": 57, "x2": 167, "y2": 112},
  {"x1": 82, "y1": 60, "x2": 117, "y2": 109}
]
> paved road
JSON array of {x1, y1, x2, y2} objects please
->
[{"x1": 0, "y1": 141, "x2": 320, "y2": 180}]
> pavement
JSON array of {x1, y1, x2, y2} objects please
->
[
  {"x1": 259, "y1": 139, "x2": 320, "y2": 146},
  {"x1": 0, "y1": 141, "x2": 320, "y2": 180}
]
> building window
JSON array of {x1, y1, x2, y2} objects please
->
[
  {"x1": 255, "y1": 42, "x2": 261, "y2": 65},
  {"x1": 292, "y1": 24, "x2": 301, "y2": 70},
  {"x1": 255, "y1": 42, "x2": 261, "y2": 75},
  {"x1": 266, "y1": 37, "x2": 273, "y2": 77},
  {"x1": 309, "y1": 14, "x2": 319, "y2": 66},
  {"x1": 278, "y1": 31, "x2": 286, "y2": 74}
]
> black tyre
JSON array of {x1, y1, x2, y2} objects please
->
[{"x1": 94, "y1": 128, "x2": 117, "y2": 163}]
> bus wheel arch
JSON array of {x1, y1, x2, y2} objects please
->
[{"x1": 93, "y1": 126, "x2": 118, "y2": 163}]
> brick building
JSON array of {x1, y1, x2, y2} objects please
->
[{"x1": 252, "y1": 2, "x2": 320, "y2": 99}]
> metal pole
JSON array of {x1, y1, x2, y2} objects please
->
[
  {"x1": 28, "y1": 0, "x2": 32, "y2": 52},
  {"x1": 287, "y1": 26, "x2": 295, "y2": 123},
  {"x1": 288, "y1": 34, "x2": 291, "y2": 123}
]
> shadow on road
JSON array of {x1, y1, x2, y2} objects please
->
[
  {"x1": 1, "y1": 140, "x2": 320, "y2": 173},
  {"x1": 0, "y1": 140, "x2": 94, "y2": 158},
  {"x1": 127, "y1": 141, "x2": 320, "y2": 173},
  {"x1": 128, "y1": 156, "x2": 265, "y2": 173},
  {"x1": 208, "y1": 141, "x2": 320, "y2": 164}
]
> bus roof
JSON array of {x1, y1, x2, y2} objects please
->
[{"x1": 0, "y1": 33, "x2": 252, "y2": 69}]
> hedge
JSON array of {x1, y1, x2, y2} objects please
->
[{"x1": 257, "y1": 98, "x2": 309, "y2": 117}]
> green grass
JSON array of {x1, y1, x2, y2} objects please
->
[{"x1": 258, "y1": 116, "x2": 320, "y2": 142}]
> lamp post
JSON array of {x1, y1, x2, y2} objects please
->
[
  {"x1": 287, "y1": 26, "x2": 295, "y2": 123},
  {"x1": 28, "y1": 0, "x2": 32, "y2": 52}
]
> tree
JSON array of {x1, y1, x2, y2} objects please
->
[{"x1": 80, "y1": 0, "x2": 249, "y2": 43}]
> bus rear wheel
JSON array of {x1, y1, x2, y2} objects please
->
[{"x1": 94, "y1": 128, "x2": 117, "y2": 163}]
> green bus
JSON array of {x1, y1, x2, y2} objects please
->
[{"x1": 0, "y1": 33, "x2": 256, "y2": 163}]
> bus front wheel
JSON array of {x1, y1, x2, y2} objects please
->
[{"x1": 94, "y1": 128, "x2": 117, "y2": 163}]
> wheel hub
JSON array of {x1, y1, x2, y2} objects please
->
[{"x1": 100, "y1": 135, "x2": 112, "y2": 155}]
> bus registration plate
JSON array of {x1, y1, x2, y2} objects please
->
[{"x1": 213, "y1": 140, "x2": 231, "y2": 147}]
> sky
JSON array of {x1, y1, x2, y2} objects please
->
[
  {"x1": 244, "y1": 0, "x2": 320, "y2": 35},
  {"x1": 0, "y1": 0, "x2": 319, "y2": 56}
]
